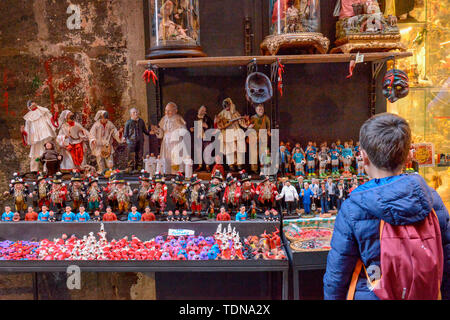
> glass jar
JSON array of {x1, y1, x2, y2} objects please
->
[
  {"x1": 270, "y1": 0, "x2": 321, "y2": 35},
  {"x1": 147, "y1": 0, "x2": 205, "y2": 59}
]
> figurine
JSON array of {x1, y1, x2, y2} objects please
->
[
  {"x1": 61, "y1": 206, "x2": 76, "y2": 222},
  {"x1": 255, "y1": 175, "x2": 278, "y2": 211},
  {"x1": 182, "y1": 156, "x2": 194, "y2": 179},
  {"x1": 142, "y1": 207, "x2": 156, "y2": 221},
  {"x1": 135, "y1": 171, "x2": 152, "y2": 212},
  {"x1": 325, "y1": 177, "x2": 337, "y2": 211},
  {"x1": 48, "y1": 210, "x2": 57, "y2": 222},
  {"x1": 85, "y1": 176, "x2": 102, "y2": 214},
  {"x1": 223, "y1": 174, "x2": 242, "y2": 213},
  {"x1": 158, "y1": 0, "x2": 194, "y2": 42},
  {"x1": 102, "y1": 160, "x2": 116, "y2": 179},
  {"x1": 170, "y1": 172, "x2": 188, "y2": 211},
  {"x1": 68, "y1": 170, "x2": 85, "y2": 212},
  {"x1": 20, "y1": 100, "x2": 59, "y2": 172},
  {"x1": 149, "y1": 173, "x2": 168, "y2": 215},
  {"x1": 215, "y1": 98, "x2": 251, "y2": 171},
  {"x1": 56, "y1": 110, "x2": 90, "y2": 170},
  {"x1": 124, "y1": 108, "x2": 150, "y2": 172},
  {"x1": 300, "y1": 182, "x2": 314, "y2": 216},
  {"x1": 239, "y1": 170, "x2": 255, "y2": 209},
  {"x1": 39, "y1": 142, "x2": 63, "y2": 177},
  {"x1": 292, "y1": 147, "x2": 306, "y2": 176},
  {"x1": 38, "y1": 205, "x2": 50, "y2": 221},
  {"x1": 235, "y1": 205, "x2": 248, "y2": 221},
  {"x1": 271, "y1": 208, "x2": 280, "y2": 221},
  {"x1": 318, "y1": 181, "x2": 329, "y2": 214},
  {"x1": 155, "y1": 155, "x2": 166, "y2": 175},
  {"x1": 206, "y1": 170, "x2": 225, "y2": 216},
  {"x1": 249, "y1": 105, "x2": 271, "y2": 173},
  {"x1": 166, "y1": 210, "x2": 175, "y2": 221},
  {"x1": 108, "y1": 172, "x2": 133, "y2": 218},
  {"x1": 180, "y1": 210, "x2": 190, "y2": 222},
  {"x1": 143, "y1": 153, "x2": 157, "y2": 177},
  {"x1": 263, "y1": 210, "x2": 272, "y2": 221},
  {"x1": 186, "y1": 175, "x2": 205, "y2": 217},
  {"x1": 103, "y1": 206, "x2": 118, "y2": 221},
  {"x1": 310, "y1": 178, "x2": 320, "y2": 211},
  {"x1": 89, "y1": 110, "x2": 125, "y2": 174},
  {"x1": 153, "y1": 102, "x2": 188, "y2": 174},
  {"x1": 329, "y1": 143, "x2": 341, "y2": 176},
  {"x1": 76, "y1": 205, "x2": 90, "y2": 222},
  {"x1": 356, "y1": 152, "x2": 365, "y2": 175},
  {"x1": 127, "y1": 205, "x2": 142, "y2": 222},
  {"x1": 25, "y1": 206, "x2": 38, "y2": 221},
  {"x1": 305, "y1": 142, "x2": 317, "y2": 176},
  {"x1": 1, "y1": 206, "x2": 14, "y2": 222},
  {"x1": 32, "y1": 172, "x2": 50, "y2": 209},
  {"x1": 340, "y1": 142, "x2": 354, "y2": 176},
  {"x1": 336, "y1": 183, "x2": 346, "y2": 210},
  {"x1": 260, "y1": 148, "x2": 272, "y2": 176},
  {"x1": 276, "y1": 180, "x2": 299, "y2": 216},
  {"x1": 216, "y1": 206, "x2": 231, "y2": 221},
  {"x1": 278, "y1": 145, "x2": 291, "y2": 177},
  {"x1": 210, "y1": 155, "x2": 225, "y2": 179},
  {"x1": 318, "y1": 144, "x2": 331, "y2": 177},
  {"x1": 92, "y1": 210, "x2": 102, "y2": 222},
  {"x1": 188, "y1": 105, "x2": 213, "y2": 172},
  {"x1": 3, "y1": 173, "x2": 31, "y2": 215}
]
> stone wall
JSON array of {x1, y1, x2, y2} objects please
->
[{"x1": 0, "y1": 0, "x2": 154, "y2": 300}]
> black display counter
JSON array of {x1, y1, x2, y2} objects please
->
[
  {"x1": 281, "y1": 232, "x2": 329, "y2": 300},
  {"x1": 0, "y1": 221, "x2": 289, "y2": 300}
]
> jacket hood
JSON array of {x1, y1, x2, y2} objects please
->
[{"x1": 349, "y1": 174, "x2": 434, "y2": 225}]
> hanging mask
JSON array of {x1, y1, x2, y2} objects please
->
[
  {"x1": 245, "y1": 72, "x2": 273, "y2": 104},
  {"x1": 382, "y1": 69, "x2": 409, "y2": 103}
]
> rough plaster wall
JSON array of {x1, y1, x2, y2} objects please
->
[{"x1": 0, "y1": 0, "x2": 154, "y2": 300}]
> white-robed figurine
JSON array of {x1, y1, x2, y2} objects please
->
[
  {"x1": 89, "y1": 110, "x2": 125, "y2": 174},
  {"x1": 56, "y1": 110, "x2": 90, "y2": 170},
  {"x1": 154, "y1": 102, "x2": 188, "y2": 174},
  {"x1": 20, "y1": 101, "x2": 59, "y2": 172}
]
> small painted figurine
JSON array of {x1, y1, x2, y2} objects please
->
[
  {"x1": 25, "y1": 206, "x2": 38, "y2": 221},
  {"x1": 223, "y1": 174, "x2": 241, "y2": 213},
  {"x1": 300, "y1": 182, "x2": 314, "y2": 215},
  {"x1": 108, "y1": 173, "x2": 133, "y2": 217},
  {"x1": 124, "y1": 108, "x2": 150, "y2": 172},
  {"x1": 318, "y1": 181, "x2": 329, "y2": 214},
  {"x1": 239, "y1": 170, "x2": 255, "y2": 209},
  {"x1": 38, "y1": 205, "x2": 50, "y2": 222},
  {"x1": 276, "y1": 180, "x2": 299, "y2": 216},
  {"x1": 103, "y1": 206, "x2": 118, "y2": 221},
  {"x1": 318, "y1": 144, "x2": 331, "y2": 177},
  {"x1": 1, "y1": 206, "x2": 14, "y2": 222},
  {"x1": 235, "y1": 205, "x2": 248, "y2": 221},
  {"x1": 3, "y1": 173, "x2": 31, "y2": 215},
  {"x1": 127, "y1": 205, "x2": 142, "y2": 222},
  {"x1": 216, "y1": 206, "x2": 231, "y2": 221},
  {"x1": 206, "y1": 170, "x2": 225, "y2": 215},
  {"x1": 356, "y1": 152, "x2": 365, "y2": 176},
  {"x1": 166, "y1": 210, "x2": 175, "y2": 221},
  {"x1": 291, "y1": 147, "x2": 306, "y2": 176},
  {"x1": 255, "y1": 175, "x2": 278, "y2": 211},
  {"x1": 186, "y1": 175, "x2": 205, "y2": 217},
  {"x1": 329, "y1": 143, "x2": 341, "y2": 176},
  {"x1": 39, "y1": 142, "x2": 62, "y2": 177},
  {"x1": 210, "y1": 155, "x2": 225, "y2": 179},
  {"x1": 32, "y1": 172, "x2": 50, "y2": 209},
  {"x1": 68, "y1": 170, "x2": 85, "y2": 212},
  {"x1": 85, "y1": 176, "x2": 102, "y2": 214},
  {"x1": 92, "y1": 210, "x2": 102, "y2": 222},
  {"x1": 340, "y1": 142, "x2": 354, "y2": 175},
  {"x1": 180, "y1": 210, "x2": 190, "y2": 222},
  {"x1": 142, "y1": 207, "x2": 156, "y2": 221},
  {"x1": 149, "y1": 173, "x2": 167, "y2": 215},
  {"x1": 76, "y1": 205, "x2": 90, "y2": 222},
  {"x1": 61, "y1": 205, "x2": 76, "y2": 222},
  {"x1": 170, "y1": 172, "x2": 188, "y2": 211},
  {"x1": 278, "y1": 145, "x2": 291, "y2": 177},
  {"x1": 48, "y1": 173, "x2": 67, "y2": 216},
  {"x1": 305, "y1": 142, "x2": 317, "y2": 176},
  {"x1": 143, "y1": 153, "x2": 157, "y2": 177},
  {"x1": 135, "y1": 171, "x2": 152, "y2": 212}
]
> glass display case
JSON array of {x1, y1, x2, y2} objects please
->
[
  {"x1": 147, "y1": 0, "x2": 206, "y2": 59},
  {"x1": 261, "y1": 0, "x2": 329, "y2": 55},
  {"x1": 387, "y1": 0, "x2": 449, "y2": 208}
]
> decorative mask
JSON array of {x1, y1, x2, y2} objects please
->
[
  {"x1": 245, "y1": 72, "x2": 273, "y2": 104},
  {"x1": 382, "y1": 69, "x2": 409, "y2": 103}
]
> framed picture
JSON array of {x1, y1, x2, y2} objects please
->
[{"x1": 413, "y1": 142, "x2": 435, "y2": 167}]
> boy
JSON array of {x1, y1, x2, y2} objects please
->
[
  {"x1": 324, "y1": 113, "x2": 449, "y2": 300},
  {"x1": 103, "y1": 206, "x2": 117, "y2": 221},
  {"x1": 61, "y1": 206, "x2": 76, "y2": 222},
  {"x1": 142, "y1": 207, "x2": 156, "y2": 221},
  {"x1": 300, "y1": 182, "x2": 314, "y2": 216},
  {"x1": 2, "y1": 206, "x2": 14, "y2": 222},
  {"x1": 38, "y1": 205, "x2": 50, "y2": 221},
  {"x1": 127, "y1": 205, "x2": 141, "y2": 222},
  {"x1": 276, "y1": 180, "x2": 299, "y2": 216},
  {"x1": 235, "y1": 205, "x2": 248, "y2": 221},
  {"x1": 25, "y1": 206, "x2": 38, "y2": 221},
  {"x1": 76, "y1": 205, "x2": 90, "y2": 222},
  {"x1": 48, "y1": 210, "x2": 57, "y2": 222}
]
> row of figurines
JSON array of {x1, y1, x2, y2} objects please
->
[{"x1": 4, "y1": 169, "x2": 365, "y2": 218}]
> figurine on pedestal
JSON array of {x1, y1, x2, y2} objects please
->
[
  {"x1": 89, "y1": 110, "x2": 124, "y2": 174},
  {"x1": 154, "y1": 102, "x2": 188, "y2": 174},
  {"x1": 3, "y1": 173, "x2": 31, "y2": 215},
  {"x1": 215, "y1": 98, "x2": 251, "y2": 171},
  {"x1": 108, "y1": 173, "x2": 132, "y2": 219},
  {"x1": 305, "y1": 142, "x2": 317, "y2": 177},
  {"x1": 144, "y1": 153, "x2": 157, "y2": 177},
  {"x1": 278, "y1": 145, "x2": 291, "y2": 177},
  {"x1": 39, "y1": 142, "x2": 62, "y2": 177},
  {"x1": 170, "y1": 172, "x2": 188, "y2": 211},
  {"x1": 216, "y1": 206, "x2": 231, "y2": 221},
  {"x1": 250, "y1": 104, "x2": 271, "y2": 173},
  {"x1": 318, "y1": 144, "x2": 331, "y2": 177},
  {"x1": 142, "y1": 207, "x2": 156, "y2": 221},
  {"x1": 292, "y1": 147, "x2": 306, "y2": 177},
  {"x1": 32, "y1": 173, "x2": 50, "y2": 210},
  {"x1": 223, "y1": 174, "x2": 241, "y2": 214},
  {"x1": 356, "y1": 152, "x2": 365, "y2": 175},
  {"x1": 256, "y1": 175, "x2": 278, "y2": 212},
  {"x1": 276, "y1": 180, "x2": 299, "y2": 216},
  {"x1": 49, "y1": 172, "x2": 67, "y2": 216},
  {"x1": 186, "y1": 175, "x2": 205, "y2": 217},
  {"x1": 124, "y1": 108, "x2": 149, "y2": 172},
  {"x1": 239, "y1": 170, "x2": 255, "y2": 209},
  {"x1": 149, "y1": 173, "x2": 168, "y2": 215},
  {"x1": 235, "y1": 205, "x2": 248, "y2": 221},
  {"x1": 300, "y1": 182, "x2": 314, "y2": 216},
  {"x1": 329, "y1": 143, "x2": 341, "y2": 176},
  {"x1": 68, "y1": 171, "x2": 85, "y2": 212},
  {"x1": 20, "y1": 100, "x2": 59, "y2": 173},
  {"x1": 188, "y1": 105, "x2": 213, "y2": 172},
  {"x1": 341, "y1": 142, "x2": 354, "y2": 176}
]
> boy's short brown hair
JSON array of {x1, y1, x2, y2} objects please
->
[{"x1": 359, "y1": 113, "x2": 411, "y2": 171}]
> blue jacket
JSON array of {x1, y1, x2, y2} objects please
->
[{"x1": 324, "y1": 174, "x2": 450, "y2": 300}]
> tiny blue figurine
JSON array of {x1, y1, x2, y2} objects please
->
[
  {"x1": 127, "y1": 205, "x2": 142, "y2": 222},
  {"x1": 300, "y1": 183, "x2": 314, "y2": 215},
  {"x1": 235, "y1": 206, "x2": 248, "y2": 221},
  {"x1": 1, "y1": 206, "x2": 14, "y2": 222},
  {"x1": 61, "y1": 207, "x2": 76, "y2": 222}
]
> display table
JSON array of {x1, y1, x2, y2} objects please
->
[
  {"x1": 282, "y1": 217, "x2": 335, "y2": 300},
  {"x1": 0, "y1": 221, "x2": 289, "y2": 300}
]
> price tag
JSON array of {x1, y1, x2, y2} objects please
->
[
  {"x1": 355, "y1": 52, "x2": 364, "y2": 64},
  {"x1": 168, "y1": 229, "x2": 195, "y2": 236}
]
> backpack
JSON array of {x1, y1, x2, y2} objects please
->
[{"x1": 347, "y1": 209, "x2": 444, "y2": 300}]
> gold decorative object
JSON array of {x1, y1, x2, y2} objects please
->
[{"x1": 261, "y1": 32, "x2": 330, "y2": 55}]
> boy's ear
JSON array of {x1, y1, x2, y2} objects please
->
[{"x1": 361, "y1": 149, "x2": 371, "y2": 166}]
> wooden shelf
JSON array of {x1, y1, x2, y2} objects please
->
[{"x1": 137, "y1": 52, "x2": 412, "y2": 68}]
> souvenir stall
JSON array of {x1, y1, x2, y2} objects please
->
[{"x1": 3, "y1": 0, "x2": 445, "y2": 301}]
